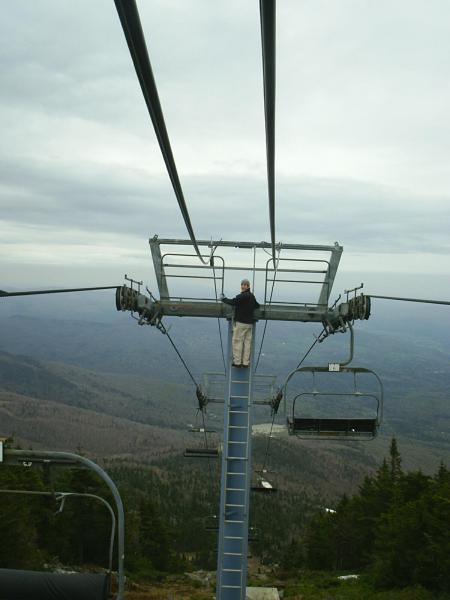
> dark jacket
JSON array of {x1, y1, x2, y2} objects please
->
[{"x1": 222, "y1": 290, "x2": 260, "y2": 324}]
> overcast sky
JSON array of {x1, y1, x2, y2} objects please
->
[{"x1": 1, "y1": 0, "x2": 449, "y2": 302}]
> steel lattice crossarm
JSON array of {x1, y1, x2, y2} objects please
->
[{"x1": 115, "y1": 237, "x2": 371, "y2": 328}]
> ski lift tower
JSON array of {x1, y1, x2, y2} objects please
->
[{"x1": 116, "y1": 236, "x2": 371, "y2": 600}]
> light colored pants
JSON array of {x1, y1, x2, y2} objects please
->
[{"x1": 232, "y1": 322, "x2": 253, "y2": 366}]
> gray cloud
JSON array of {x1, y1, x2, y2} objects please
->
[
  {"x1": 1, "y1": 1, "x2": 449, "y2": 297},
  {"x1": 1, "y1": 153, "x2": 448, "y2": 252}
]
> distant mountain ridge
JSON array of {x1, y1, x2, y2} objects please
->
[
  {"x1": 0, "y1": 350, "x2": 193, "y2": 429},
  {"x1": 0, "y1": 349, "x2": 193, "y2": 460},
  {"x1": 0, "y1": 312, "x2": 448, "y2": 431},
  {"x1": 0, "y1": 345, "x2": 447, "y2": 498},
  {"x1": 0, "y1": 307, "x2": 448, "y2": 494},
  {"x1": 0, "y1": 390, "x2": 188, "y2": 458}
]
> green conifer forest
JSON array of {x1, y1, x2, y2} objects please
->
[{"x1": 1, "y1": 438, "x2": 449, "y2": 598}]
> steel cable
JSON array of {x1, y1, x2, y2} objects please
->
[
  {"x1": 158, "y1": 322, "x2": 216, "y2": 480},
  {"x1": 114, "y1": 0, "x2": 207, "y2": 264},
  {"x1": 280, "y1": 326, "x2": 326, "y2": 394},
  {"x1": 158, "y1": 322, "x2": 199, "y2": 388},
  {"x1": 211, "y1": 256, "x2": 226, "y2": 373},
  {"x1": 261, "y1": 410, "x2": 276, "y2": 474},
  {"x1": 259, "y1": 0, "x2": 277, "y2": 262},
  {"x1": 260, "y1": 326, "x2": 325, "y2": 475},
  {"x1": 254, "y1": 247, "x2": 281, "y2": 372},
  {"x1": 0, "y1": 286, "x2": 119, "y2": 298},
  {"x1": 199, "y1": 408, "x2": 214, "y2": 479},
  {"x1": 293, "y1": 329, "x2": 324, "y2": 371},
  {"x1": 369, "y1": 294, "x2": 450, "y2": 306}
]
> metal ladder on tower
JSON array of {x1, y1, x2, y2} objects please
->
[{"x1": 216, "y1": 321, "x2": 255, "y2": 600}]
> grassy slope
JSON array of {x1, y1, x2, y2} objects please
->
[{"x1": 121, "y1": 572, "x2": 450, "y2": 600}]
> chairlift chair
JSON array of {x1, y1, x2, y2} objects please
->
[
  {"x1": 184, "y1": 422, "x2": 220, "y2": 458},
  {"x1": 251, "y1": 475, "x2": 277, "y2": 494},
  {"x1": 286, "y1": 366, "x2": 383, "y2": 440},
  {"x1": 184, "y1": 404, "x2": 220, "y2": 457},
  {"x1": 0, "y1": 449, "x2": 125, "y2": 600},
  {"x1": 0, "y1": 568, "x2": 111, "y2": 600}
]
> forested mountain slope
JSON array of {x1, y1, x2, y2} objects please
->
[
  {"x1": 0, "y1": 350, "x2": 193, "y2": 428},
  {"x1": 0, "y1": 305, "x2": 448, "y2": 447},
  {"x1": 0, "y1": 391, "x2": 188, "y2": 458},
  {"x1": 0, "y1": 301, "x2": 448, "y2": 497}
]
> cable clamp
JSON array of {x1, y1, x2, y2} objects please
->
[
  {"x1": 196, "y1": 386, "x2": 209, "y2": 410},
  {"x1": 270, "y1": 389, "x2": 283, "y2": 415}
]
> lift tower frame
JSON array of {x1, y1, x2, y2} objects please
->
[{"x1": 116, "y1": 237, "x2": 370, "y2": 600}]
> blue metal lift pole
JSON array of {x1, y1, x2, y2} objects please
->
[{"x1": 216, "y1": 322, "x2": 255, "y2": 599}]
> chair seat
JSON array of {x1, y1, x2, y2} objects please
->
[
  {"x1": 0, "y1": 569, "x2": 110, "y2": 600},
  {"x1": 288, "y1": 417, "x2": 377, "y2": 437}
]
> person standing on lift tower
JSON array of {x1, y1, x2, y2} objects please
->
[{"x1": 221, "y1": 279, "x2": 260, "y2": 368}]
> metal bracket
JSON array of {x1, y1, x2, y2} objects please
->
[
  {"x1": 196, "y1": 386, "x2": 209, "y2": 410},
  {"x1": 270, "y1": 389, "x2": 283, "y2": 415},
  {"x1": 125, "y1": 274, "x2": 143, "y2": 294},
  {"x1": 345, "y1": 282, "x2": 364, "y2": 302}
]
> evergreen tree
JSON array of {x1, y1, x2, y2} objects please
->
[
  {"x1": 302, "y1": 436, "x2": 450, "y2": 592},
  {"x1": 389, "y1": 436, "x2": 402, "y2": 481},
  {"x1": 0, "y1": 466, "x2": 46, "y2": 569},
  {"x1": 44, "y1": 468, "x2": 113, "y2": 568},
  {"x1": 138, "y1": 497, "x2": 172, "y2": 573},
  {"x1": 304, "y1": 510, "x2": 336, "y2": 570},
  {"x1": 372, "y1": 472, "x2": 450, "y2": 592}
]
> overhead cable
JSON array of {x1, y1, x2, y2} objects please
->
[
  {"x1": 0, "y1": 286, "x2": 119, "y2": 298},
  {"x1": 261, "y1": 410, "x2": 276, "y2": 473},
  {"x1": 158, "y1": 325, "x2": 214, "y2": 471},
  {"x1": 281, "y1": 326, "x2": 326, "y2": 391},
  {"x1": 259, "y1": 0, "x2": 277, "y2": 262},
  {"x1": 369, "y1": 294, "x2": 450, "y2": 306},
  {"x1": 159, "y1": 322, "x2": 215, "y2": 477},
  {"x1": 254, "y1": 246, "x2": 281, "y2": 372},
  {"x1": 199, "y1": 408, "x2": 215, "y2": 481},
  {"x1": 157, "y1": 321, "x2": 200, "y2": 388},
  {"x1": 293, "y1": 329, "x2": 325, "y2": 371},
  {"x1": 261, "y1": 325, "x2": 325, "y2": 475},
  {"x1": 159, "y1": 322, "x2": 216, "y2": 477},
  {"x1": 211, "y1": 258, "x2": 226, "y2": 372},
  {"x1": 114, "y1": 0, "x2": 207, "y2": 264}
]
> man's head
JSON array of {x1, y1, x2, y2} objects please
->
[{"x1": 240, "y1": 278, "x2": 250, "y2": 291}]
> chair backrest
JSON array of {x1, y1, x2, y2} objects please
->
[{"x1": 0, "y1": 569, "x2": 110, "y2": 600}]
